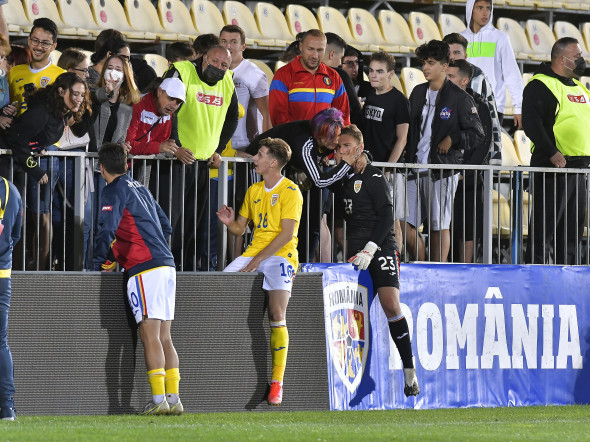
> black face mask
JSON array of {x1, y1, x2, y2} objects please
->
[
  {"x1": 202, "y1": 62, "x2": 226, "y2": 84},
  {"x1": 565, "y1": 56, "x2": 586, "y2": 77}
]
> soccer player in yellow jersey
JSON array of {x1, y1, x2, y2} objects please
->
[{"x1": 217, "y1": 137, "x2": 303, "y2": 406}]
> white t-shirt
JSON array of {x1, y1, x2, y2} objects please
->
[
  {"x1": 231, "y1": 59, "x2": 269, "y2": 150},
  {"x1": 416, "y1": 88, "x2": 438, "y2": 169}
]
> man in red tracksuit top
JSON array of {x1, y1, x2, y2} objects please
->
[{"x1": 269, "y1": 29, "x2": 350, "y2": 126}]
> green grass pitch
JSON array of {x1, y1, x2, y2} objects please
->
[{"x1": 1, "y1": 406, "x2": 589, "y2": 441}]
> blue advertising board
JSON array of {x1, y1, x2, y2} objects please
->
[{"x1": 302, "y1": 263, "x2": 590, "y2": 410}]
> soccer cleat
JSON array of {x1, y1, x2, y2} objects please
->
[
  {"x1": 403, "y1": 368, "x2": 420, "y2": 397},
  {"x1": 0, "y1": 407, "x2": 16, "y2": 421},
  {"x1": 267, "y1": 381, "x2": 283, "y2": 406},
  {"x1": 140, "y1": 399, "x2": 170, "y2": 415},
  {"x1": 168, "y1": 400, "x2": 184, "y2": 416}
]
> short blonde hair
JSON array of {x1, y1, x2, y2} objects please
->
[
  {"x1": 340, "y1": 124, "x2": 364, "y2": 144},
  {"x1": 260, "y1": 137, "x2": 291, "y2": 169}
]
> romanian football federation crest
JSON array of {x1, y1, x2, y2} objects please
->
[
  {"x1": 354, "y1": 180, "x2": 362, "y2": 193},
  {"x1": 40, "y1": 77, "x2": 51, "y2": 88},
  {"x1": 271, "y1": 194, "x2": 279, "y2": 206},
  {"x1": 324, "y1": 281, "x2": 369, "y2": 393}
]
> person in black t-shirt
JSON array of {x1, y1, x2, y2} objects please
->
[{"x1": 331, "y1": 125, "x2": 419, "y2": 397}]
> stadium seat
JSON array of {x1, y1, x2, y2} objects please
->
[
  {"x1": 255, "y1": 3, "x2": 294, "y2": 44},
  {"x1": 347, "y1": 8, "x2": 405, "y2": 53},
  {"x1": 501, "y1": 131, "x2": 522, "y2": 166},
  {"x1": 50, "y1": 49, "x2": 61, "y2": 63},
  {"x1": 408, "y1": 12, "x2": 442, "y2": 46},
  {"x1": 23, "y1": 0, "x2": 86, "y2": 35},
  {"x1": 158, "y1": 0, "x2": 198, "y2": 39},
  {"x1": 80, "y1": 49, "x2": 93, "y2": 64},
  {"x1": 504, "y1": 87, "x2": 514, "y2": 116},
  {"x1": 222, "y1": 1, "x2": 277, "y2": 47},
  {"x1": 144, "y1": 53, "x2": 169, "y2": 77},
  {"x1": 513, "y1": 130, "x2": 531, "y2": 166},
  {"x1": 579, "y1": 75, "x2": 590, "y2": 90},
  {"x1": 90, "y1": 0, "x2": 151, "y2": 40},
  {"x1": 285, "y1": 4, "x2": 319, "y2": 37},
  {"x1": 190, "y1": 0, "x2": 225, "y2": 36},
  {"x1": 438, "y1": 13, "x2": 466, "y2": 37},
  {"x1": 525, "y1": 20, "x2": 555, "y2": 62},
  {"x1": 492, "y1": 189, "x2": 511, "y2": 236},
  {"x1": 317, "y1": 6, "x2": 374, "y2": 52},
  {"x1": 496, "y1": 17, "x2": 534, "y2": 60},
  {"x1": 506, "y1": 0, "x2": 534, "y2": 6},
  {"x1": 400, "y1": 67, "x2": 425, "y2": 97},
  {"x1": 378, "y1": 10, "x2": 417, "y2": 52},
  {"x1": 522, "y1": 72, "x2": 533, "y2": 85},
  {"x1": 562, "y1": 0, "x2": 590, "y2": 11},
  {"x1": 57, "y1": 0, "x2": 102, "y2": 37},
  {"x1": 124, "y1": 0, "x2": 183, "y2": 41},
  {"x1": 531, "y1": 0, "x2": 556, "y2": 7},
  {"x1": 249, "y1": 59, "x2": 274, "y2": 85},
  {"x1": 275, "y1": 60, "x2": 287, "y2": 72},
  {"x1": 390, "y1": 72, "x2": 403, "y2": 92},
  {"x1": 554, "y1": 21, "x2": 590, "y2": 61},
  {"x1": 2, "y1": 0, "x2": 32, "y2": 33}
]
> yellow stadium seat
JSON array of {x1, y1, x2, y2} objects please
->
[
  {"x1": 222, "y1": 1, "x2": 277, "y2": 47},
  {"x1": 23, "y1": 0, "x2": 86, "y2": 35},
  {"x1": 2, "y1": 0, "x2": 32, "y2": 33},
  {"x1": 492, "y1": 189, "x2": 511, "y2": 236},
  {"x1": 249, "y1": 59, "x2": 273, "y2": 86},
  {"x1": 317, "y1": 6, "x2": 374, "y2": 52},
  {"x1": 496, "y1": 17, "x2": 534, "y2": 60},
  {"x1": 57, "y1": 0, "x2": 102, "y2": 37},
  {"x1": 144, "y1": 54, "x2": 169, "y2": 77},
  {"x1": 504, "y1": 87, "x2": 514, "y2": 116},
  {"x1": 579, "y1": 75, "x2": 590, "y2": 90},
  {"x1": 438, "y1": 13, "x2": 466, "y2": 37},
  {"x1": 158, "y1": 0, "x2": 198, "y2": 39},
  {"x1": 525, "y1": 20, "x2": 555, "y2": 62},
  {"x1": 408, "y1": 12, "x2": 442, "y2": 46},
  {"x1": 400, "y1": 67, "x2": 426, "y2": 97},
  {"x1": 506, "y1": 0, "x2": 534, "y2": 6},
  {"x1": 255, "y1": 3, "x2": 294, "y2": 44},
  {"x1": 554, "y1": 21, "x2": 590, "y2": 60},
  {"x1": 390, "y1": 72, "x2": 403, "y2": 92},
  {"x1": 378, "y1": 10, "x2": 417, "y2": 52},
  {"x1": 50, "y1": 49, "x2": 61, "y2": 64},
  {"x1": 348, "y1": 8, "x2": 404, "y2": 53},
  {"x1": 124, "y1": 0, "x2": 183, "y2": 41},
  {"x1": 90, "y1": 0, "x2": 151, "y2": 40},
  {"x1": 501, "y1": 131, "x2": 522, "y2": 166},
  {"x1": 285, "y1": 4, "x2": 318, "y2": 38},
  {"x1": 513, "y1": 130, "x2": 531, "y2": 166},
  {"x1": 190, "y1": 0, "x2": 225, "y2": 36},
  {"x1": 562, "y1": 0, "x2": 590, "y2": 11},
  {"x1": 523, "y1": 73, "x2": 533, "y2": 85}
]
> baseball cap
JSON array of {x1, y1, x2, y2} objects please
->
[{"x1": 159, "y1": 77, "x2": 186, "y2": 102}]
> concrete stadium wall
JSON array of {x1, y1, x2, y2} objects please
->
[{"x1": 8, "y1": 272, "x2": 329, "y2": 415}]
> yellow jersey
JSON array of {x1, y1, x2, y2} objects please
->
[
  {"x1": 240, "y1": 176, "x2": 303, "y2": 269},
  {"x1": 8, "y1": 63, "x2": 65, "y2": 115}
]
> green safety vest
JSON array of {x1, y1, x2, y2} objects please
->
[
  {"x1": 174, "y1": 61, "x2": 235, "y2": 159},
  {"x1": 531, "y1": 73, "x2": 590, "y2": 157}
]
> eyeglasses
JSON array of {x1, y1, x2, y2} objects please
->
[
  {"x1": 117, "y1": 54, "x2": 130, "y2": 61},
  {"x1": 29, "y1": 37, "x2": 53, "y2": 49},
  {"x1": 73, "y1": 68, "x2": 89, "y2": 75},
  {"x1": 343, "y1": 60, "x2": 359, "y2": 67}
]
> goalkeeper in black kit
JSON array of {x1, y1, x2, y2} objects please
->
[{"x1": 331, "y1": 124, "x2": 419, "y2": 397}]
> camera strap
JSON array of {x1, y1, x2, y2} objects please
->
[{"x1": 134, "y1": 117, "x2": 162, "y2": 142}]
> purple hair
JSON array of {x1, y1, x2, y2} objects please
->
[{"x1": 310, "y1": 108, "x2": 344, "y2": 147}]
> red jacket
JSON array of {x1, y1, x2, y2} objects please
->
[
  {"x1": 126, "y1": 92, "x2": 173, "y2": 155},
  {"x1": 269, "y1": 57, "x2": 350, "y2": 126}
]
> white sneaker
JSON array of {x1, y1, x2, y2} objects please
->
[
  {"x1": 169, "y1": 399, "x2": 184, "y2": 416},
  {"x1": 140, "y1": 399, "x2": 170, "y2": 415},
  {"x1": 403, "y1": 368, "x2": 420, "y2": 397}
]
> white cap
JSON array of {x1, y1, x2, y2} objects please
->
[{"x1": 159, "y1": 77, "x2": 186, "y2": 102}]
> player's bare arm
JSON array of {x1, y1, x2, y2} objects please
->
[
  {"x1": 239, "y1": 218, "x2": 297, "y2": 272},
  {"x1": 216, "y1": 205, "x2": 249, "y2": 236}
]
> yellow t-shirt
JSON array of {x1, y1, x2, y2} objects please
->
[
  {"x1": 240, "y1": 176, "x2": 303, "y2": 269},
  {"x1": 8, "y1": 63, "x2": 66, "y2": 115}
]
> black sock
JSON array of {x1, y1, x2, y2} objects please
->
[{"x1": 388, "y1": 316, "x2": 414, "y2": 369}]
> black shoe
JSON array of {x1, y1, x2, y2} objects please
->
[{"x1": 0, "y1": 406, "x2": 16, "y2": 421}]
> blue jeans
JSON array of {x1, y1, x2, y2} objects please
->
[
  {"x1": 84, "y1": 173, "x2": 106, "y2": 270},
  {"x1": 27, "y1": 145, "x2": 59, "y2": 214},
  {"x1": 0, "y1": 277, "x2": 14, "y2": 409}
]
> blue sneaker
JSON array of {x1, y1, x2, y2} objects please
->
[{"x1": 0, "y1": 407, "x2": 16, "y2": 421}]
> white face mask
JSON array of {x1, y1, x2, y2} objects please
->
[{"x1": 104, "y1": 69, "x2": 124, "y2": 87}]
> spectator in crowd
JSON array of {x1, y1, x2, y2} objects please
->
[
  {"x1": 446, "y1": 59, "x2": 493, "y2": 263},
  {"x1": 279, "y1": 37, "x2": 301, "y2": 64},
  {"x1": 461, "y1": 0, "x2": 523, "y2": 128},
  {"x1": 443, "y1": 32, "x2": 502, "y2": 163},
  {"x1": 57, "y1": 48, "x2": 90, "y2": 81},
  {"x1": 523, "y1": 37, "x2": 590, "y2": 265},
  {"x1": 163, "y1": 45, "x2": 239, "y2": 269},
  {"x1": 192, "y1": 34, "x2": 219, "y2": 59},
  {"x1": 363, "y1": 51, "x2": 410, "y2": 247},
  {"x1": 270, "y1": 29, "x2": 350, "y2": 126},
  {"x1": 341, "y1": 45, "x2": 372, "y2": 102},
  {"x1": 331, "y1": 124, "x2": 419, "y2": 398},
  {"x1": 0, "y1": 34, "x2": 10, "y2": 108},
  {"x1": 246, "y1": 108, "x2": 365, "y2": 262},
  {"x1": 217, "y1": 137, "x2": 303, "y2": 407},
  {"x1": 93, "y1": 143, "x2": 182, "y2": 416},
  {"x1": 401, "y1": 40, "x2": 484, "y2": 262},
  {"x1": 165, "y1": 42, "x2": 195, "y2": 65},
  {"x1": 6, "y1": 45, "x2": 30, "y2": 70},
  {"x1": 322, "y1": 33, "x2": 362, "y2": 127},
  {"x1": 5, "y1": 73, "x2": 90, "y2": 269},
  {"x1": 0, "y1": 174, "x2": 22, "y2": 421}
]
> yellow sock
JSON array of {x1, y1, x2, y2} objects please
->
[
  {"x1": 147, "y1": 368, "x2": 165, "y2": 398},
  {"x1": 165, "y1": 368, "x2": 181, "y2": 395},
  {"x1": 270, "y1": 321, "x2": 289, "y2": 383}
]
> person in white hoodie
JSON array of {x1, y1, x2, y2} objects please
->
[{"x1": 461, "y1": 0, "x2": 523, "y2": 129}]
